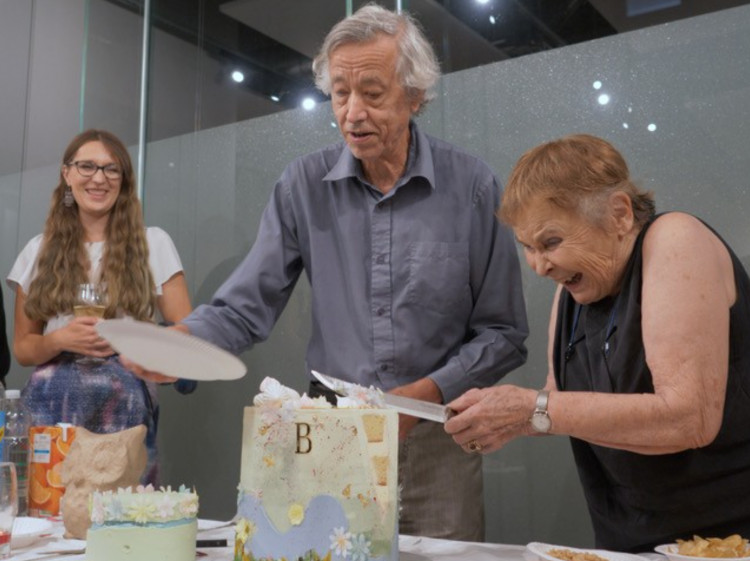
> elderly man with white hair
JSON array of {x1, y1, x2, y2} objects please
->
[{"x1": 134, "y1": 4, "x2": 528, "y2": 540}]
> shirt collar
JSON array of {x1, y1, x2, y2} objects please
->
[{"x1": 323, "y1": 121, "x2": 437, "y2": 191}]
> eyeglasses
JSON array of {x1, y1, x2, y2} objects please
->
[{"x1": 68, "y1": 160, "x2": 122, "y2": 180}]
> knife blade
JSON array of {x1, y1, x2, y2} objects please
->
[{"x1": 311, "y1": 370, "x2": 453, "y2": 423}]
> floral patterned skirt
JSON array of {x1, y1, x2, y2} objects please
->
[{"x1": 21, "y1": 353, "x2": 159, "y2": 485}]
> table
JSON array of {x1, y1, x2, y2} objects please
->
[{"x1": 7, "y1": 518, "x2": 529, "y2": 561}]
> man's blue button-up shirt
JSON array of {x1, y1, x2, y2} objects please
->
[{"x1": 184, "y1": 123, "x2": 528, "y2": 401}]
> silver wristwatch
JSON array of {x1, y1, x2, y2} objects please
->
[{"x1": 530, "y1": 389, "x2": 551, "y2": 433}]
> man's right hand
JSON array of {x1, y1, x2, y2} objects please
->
[{"x1": 119, "y1": 355, "x2": 178, "y2": 384}]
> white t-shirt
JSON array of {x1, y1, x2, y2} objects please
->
[{"x1": 6, "y1": 227, "x2": 184, "y2": 334}]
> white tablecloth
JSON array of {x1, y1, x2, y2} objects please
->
[{"x1": 7, "y1": 518, "x2": 529, "y2": 561}]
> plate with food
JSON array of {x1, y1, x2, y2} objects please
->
[
  {"x1": 526, "y1": 542, "x2": 650, "y2": 561},
  {"x1": 655, "y1": 535, "x2": 750, "y2": 561}
]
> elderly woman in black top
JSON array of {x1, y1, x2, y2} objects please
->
[{"x1": 445, "y1": 134, "x2": 750, "y2": 552}]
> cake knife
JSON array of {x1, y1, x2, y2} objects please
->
[{"x1": 311, "y1": 370, "x2": 453, "y2": 423}]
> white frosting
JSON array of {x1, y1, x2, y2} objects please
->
[
  {"x1": 253, "y1": 376, "x2": 386, "y2": 410},
  {"x1": 253, "y1": 377, "x2": 332, "y2": 409}
]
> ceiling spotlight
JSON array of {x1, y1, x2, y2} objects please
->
[
  {"x1": 476, "y1": 0, "x2": 490, "y2": 4},
  {"x1": 331, "y1": 122, "x2": 337, "y2": 128},
  {"x1": 270, "y1": 95, "x2": 280, "y2": 102},
  {"x1": 489, "y1": 15, "x2": 496, "y2": 24},
  {"x1": 593, "y1": 80, "x2": 602, "y2": 90},
  {"x1": 301, "y1": 97, "x2": 317, "y2": 111},
  {"x1": 597, "y1": 94, "x2": 610, "y2": 106},
  {"x1": 231, "y1": 70, "x2": 245, "y2": 83},
  {"x1": 647, "y1": 123, "x2": 657, "y2": 132}
]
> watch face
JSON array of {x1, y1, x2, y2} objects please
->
[{"x1": 531, "y1": 412, "x2": 551, "y2": 433}]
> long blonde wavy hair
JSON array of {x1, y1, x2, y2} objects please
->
[{"x1": 24, "y1": 129, "x2": 156, "y2": 322}]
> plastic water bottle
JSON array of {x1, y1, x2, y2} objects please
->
[{"x1": 4, "y1": 389, "x2": 30, "y2": 515}]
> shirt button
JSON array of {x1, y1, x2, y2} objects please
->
[{"x1": 380, "y1": 364, "x2": 388, "y2": 371}]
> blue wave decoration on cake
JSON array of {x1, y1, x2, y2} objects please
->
[{"x1": 237, "y1": 494, "x2": 396, "y2": 561}]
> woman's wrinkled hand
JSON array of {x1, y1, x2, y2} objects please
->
[
  {"x1": 444, "y1": 385, "x2": 537, "y2": 455},
  {"x1": 58, "y1": 316, "x2": 114, "y2": 357}
]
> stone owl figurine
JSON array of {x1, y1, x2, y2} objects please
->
[{"x1": 60, "y1": 425, "x2": 148, "y2": 539}]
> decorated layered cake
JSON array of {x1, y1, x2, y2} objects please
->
[
  {"x1": 85, "y1": 485, "x2": 199, "y2": 561},
  {"x1": 234, "y1": 377, "x2": 399, "y2": 561}
]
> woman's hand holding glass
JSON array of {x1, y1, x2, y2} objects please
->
[{"x1": 70, "y1": 283, "x2": 113, "y2": 363}]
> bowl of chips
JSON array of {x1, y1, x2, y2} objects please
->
[
  {"x1": 525, "y1": 543, "x2": 649, "y2": 561},
  {"x1": 655, "y1": 535, "x2": 750, "y2": 561}
]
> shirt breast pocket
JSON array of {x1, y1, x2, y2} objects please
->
[{"x1": 406, "y1": 242, "x2": 470, "y2": 316}]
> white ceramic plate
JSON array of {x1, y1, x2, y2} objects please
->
[
  {"x1": 97, "y1": 319, "x2": 246, "y2": 381},
  {"x1": 654, "y1": 543, "x2": 750, "y2": 561},
  {"x1": 11, "y1": 517, "x2": 54, "y2": 549},
  {"x1": 527, "y1": 542, "x2": 651, "y2": 561}
]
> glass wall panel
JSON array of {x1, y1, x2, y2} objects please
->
[
  {"x1": 0, "y1": 1, "x2": 32, "y2": 310},
  {"x1": 147, "y1": 5, "x2": 750, "y2": 545}
]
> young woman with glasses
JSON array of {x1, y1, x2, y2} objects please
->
[{"x1": 6, "y1": 129, "x2": 192, "y2": 485}]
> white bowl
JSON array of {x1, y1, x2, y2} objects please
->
[
  {"x1": 526, "y1": 542, "x2": 651, "y2": 561},
  {"x1": 654, "y1": 543, "x2": 750, "y2": 561},
  {"x1": 11, "y1": 517, "x2": 54, "y2": 549}
]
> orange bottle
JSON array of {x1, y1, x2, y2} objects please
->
[{"x1": 28, "y1": 423, "x2": 76, "y2": 517}]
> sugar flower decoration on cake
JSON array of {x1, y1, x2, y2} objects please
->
[
  {"x1": 349, "y1": 533, "x2": 373, "y2": 561},
  {"x1": 102, "y1": 490, "x2": 126, "y2": 520},
  {"x1": 288, "y1": 502, "x2": 305, "y2": 525},
  {"x1": 235, "y1": 518, "x2": 256, "y2": 544},
  {"x1": 128, "y1": 493, "x2": 158, "y2": 524},
  {"x1": 90, "y1": 494, "x2": 107, "y2": 525},
  {"x1": 330, "y1": 527, "x2": 353, "y2": 557},
  {"x1": 254, "y1": 377, "x2": 332, "y2": 411},
  {"x1": 155, "y1": 491, "x2": 178, "y2": 518},
  {"x1": 254, "y1": 377, "x2": 301, "y2": 407},
  {"x1": 89, "y1": 485, "x2": 198, "y2": 525}
]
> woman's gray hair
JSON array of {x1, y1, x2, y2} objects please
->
[{"x1": 313, "y1": 3, "x2": 441, "y2": 113}]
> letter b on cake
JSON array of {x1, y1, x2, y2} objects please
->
[{"x1": 295, "y1": 422, "x2": 312, "y2": 454}]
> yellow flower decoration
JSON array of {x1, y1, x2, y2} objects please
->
[
  {"x1": 288, "y1": 503, "x2": 305, "y2": 525},
  {"x1": 127, "y1": 496, "x2": 158, "y2": 524},
  {"x1": 235, "y1": 518, "x2": 256, "y2": 543}
]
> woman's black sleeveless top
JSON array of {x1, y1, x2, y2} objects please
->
[{"x1": 553, "y1": 214, "x2": 750, "y2": 552}]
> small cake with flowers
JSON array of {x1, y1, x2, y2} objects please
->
[
  {"x1": 234, "y1": 377, "x2": 398, "y2": 561},
  {"x1": 85, "y1": 485, "x2": 198, "y2": 561}
]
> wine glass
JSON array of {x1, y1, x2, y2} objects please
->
[
  {"x1": 74, "y1": 282, "x2": 107, "y2": 319},
  {"x1": 74, "y1": 282, "x2": 107, "y2": 365},
  {"x1": 0, "y1": 463, "x2": 18, "y2": 559}
]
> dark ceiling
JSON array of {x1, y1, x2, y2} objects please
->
[{"x1": 106, "y1": 0, "x2": 750, "y2": 117}]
